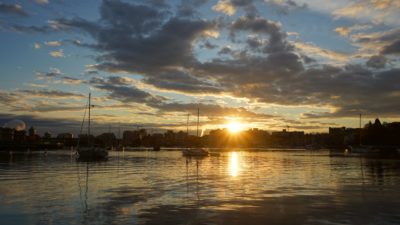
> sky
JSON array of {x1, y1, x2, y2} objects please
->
[{"x1": 0, "y1": 0, "x2": 399, "y2": 135}]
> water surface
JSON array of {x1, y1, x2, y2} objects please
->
[{"x1": 1, "y1": 150, "x2": 400, "y2": 225}]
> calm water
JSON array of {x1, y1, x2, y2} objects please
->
[{"x1": 1, "y1": 150, "x2": 400, "y2": 225}]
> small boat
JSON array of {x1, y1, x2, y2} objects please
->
[
  {"x1": 348, "y1": 145, "x2": 400, "y2": 156},
  {"x1": 347, "y1": 145, "x2": 380, "y2": 154},
  {"x1": 77, "y1": 93, "x2": 108, "y2": 161}
]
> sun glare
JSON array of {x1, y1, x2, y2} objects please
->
[{"x1": 227, "y1": 122, "x2": 242, "y2": 133}]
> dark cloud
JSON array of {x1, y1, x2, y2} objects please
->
[
  {"x1": 246, "y1": 36, "x2": 263, "y2": 50},
  {"x1": 37, "y1": 68, "x2": 63, "y2": 78},
  {"x1": 143, "y1": 69, "x2": 223, "y2": 94},
  {"x1": 59, "y1": 13, "x2": 213, "y2": 74},
  {"x1": 19, "y1": 89, "x2": 85, "y2": 98},
  {"x1": 229, "y1": 15, "x2": 293, "y2": 53},
  {"x1": 0, "y1": 91, "x2": 19, "y2": 104},
  {"x1": 100, "y1": 0, "x2": 168, "y2": 35},
  {"x1": 177, "y1": 0, "x2": 209, "y2": 17},
  {"x1": 0, "y1": 3, "x2": 28, "y2": 17},
  {"x1": 218, "y1": 46, "x2": 233, "y2": 55},
  {"x1": 200, "y1": 40, "x2": 218, "y2": 49},
  {"x1": 381, "y1": 39, "x2": 400, "y2": 55},
  {"x1": 230, "y1": 0, "x2": 259, "y2": 16},
  {"x1": 60, "y1": 76, "x2": 84, "y2": 84},
  {"x1": 366, "y1": 55, "x2": 387, "y2": 68},
  {"x1": 353, "y1": 29, "x2": 400, "y2": 56},
  {"x1": 10, "y1": 24, "x2": 50, "y2": 33},
  {"x1": 32, "y1": 0, "x2": 400, "y2": 119},
  {"x1": 90, "y1": 76, "x2": 167, "y2": 105}
]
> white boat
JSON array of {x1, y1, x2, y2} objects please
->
[{"x1": 77, "y1": 93, "x2": 108, "y2": 161}]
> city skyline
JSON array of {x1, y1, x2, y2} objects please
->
[{"x1": 1, "y1": 0, "x2": 400, "y2": 135}]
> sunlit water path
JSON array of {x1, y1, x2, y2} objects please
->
[{"x1": 1, "y1": 150, "x2": 400, "y2": 225}]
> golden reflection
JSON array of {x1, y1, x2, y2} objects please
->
[{"x1": 229, "y1": 152, "x2": 239, "y2": 177}]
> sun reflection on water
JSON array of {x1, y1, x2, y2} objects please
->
[{"x1": 229, "y1": 152, "x2": 239, "y2": 177}]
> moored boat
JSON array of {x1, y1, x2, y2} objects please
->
[
  {"x1": 77, "y1": 93, "x2": 108, "y2": 161},
  {"x1": 182, "y1": 108, "x2": 209, "y2": 157}
]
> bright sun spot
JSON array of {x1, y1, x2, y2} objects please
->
[{"x1": 227, "y1": 122, "x2": 242, "y2": 133}]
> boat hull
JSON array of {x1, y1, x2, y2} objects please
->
[{"x1": 77, "y1": 147, "x2": 108, "y2": 161}]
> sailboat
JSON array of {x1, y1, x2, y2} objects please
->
[
  {"x1": 182, "y1": 108, "x2": 209, "y2": 157},
  {"x1": 347, "y1": 114, "x2": 380, "y2": 154},
  {"x1": 77, "y1": 93, "x2": 108, "y2": 161}
]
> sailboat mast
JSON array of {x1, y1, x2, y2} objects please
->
[
  {"x1": 88, "y1": 93, "x2": 91, "y2": 138},
  {"x1": 359, "y1": 113, "x2": 362, "y2": 146},
  {"x1": 196, "y1": 108, "x2": 199, "y2": 137}
]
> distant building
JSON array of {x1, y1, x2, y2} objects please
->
[
  {"x1": 57, "y1": 133, "x2": 74, "y2": 139},
  {"x1": 329, "y1": 127, "x2": 346, "y2": 136},
  {"x1": 328, "y1": 127, "x2": 346, "y2": 147},
  {"x1": 96, "y1": 132, "x2": 116, "y2": 147},
  {"x1": 43, "y1": 132, "x2": 52, "y2": 139},
  {"x1": 14, "y1": 130, "x2": 26, "y2": 142},
  {"x1": 28, "y1": 126, "x2": 36, "y2": 136},
  {"x1": 271, "y1": 129, "x2": 305, "y2": 147},
  {"x1": 0, "y1": 127, "x2": 14, "y2": 141},
  {"x1": 123, "y1": 129, "x2": 146, "y2": 146},
  {"x1": 27, "y1": 126, "x2": 40, "y2": 142}
]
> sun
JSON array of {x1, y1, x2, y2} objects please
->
[{"x1": 227, "y1": 122, "x2": 243, "y2": 133}]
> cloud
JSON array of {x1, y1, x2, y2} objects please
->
[
  {"x1": 266, "y1": 0, "x2": 307, "y2": 15},
  {"x1": 34, "y1": 0, "x2": 49, "y2": 5},
  {"x1": 381, "y1": 39, "x2": 400, "y2": 55},
  {"x1": 39, "y1": 0, "x2": 400, "y2": 120},
  {"x1": 200, "y1": 40, "x2": 218, "y2": 49},
  {"x1": 366, "y1": 55, "x2": 387, "y2": 68},
  {"x1": 10, "y1": 24, "x2": 50, "y2": 33},
  {"x1": 36, "y1": 68, "x2": 63, "y2": 79},
  {"x1": 143, "y1": 69, "x2": 224, "y2": 94},
  {"x1": 230, "y1": 15, "x2": 293, "y2": 53},
  {"x1": 334, "y1": 24, "x2": 371, "y2": 37},
  {"x1": 154, "y1": 102, "x2": 277, "y2": 121},
  {"x1": 45, "y1": 41, "x2": 62, "y2": 47},
  {"x1": 177, "y1": 0, "x2": 209, "y2": 17},
  {"x1": 90, "y1": 76, "x2": 167, "y2": 105},
  {"x1": 0, "y1": 91, "x2": 19, "y2": 105},
  {"x1": 212, "y1": 0, "x2": 236, "y2": 15},
  {"x1": 293, "y1": 42, "x2": 349, "y2": 64},
  {"x1": 49, "y1": 49, "x2": 64, "y2": 57},
  {"x1": 350, "y1": 28, "x2": 400, "y2": 55},
  {"x1": 212, "y1": 0, "x2": 259, "y2": 16},
  {"x1": 60, "y1": 76, "x2": 84, "y2": 85},
  {"x1": 332, "y1": 0, "x2": 400, "y2": 26},
  {"x1": 19, "y1": 89, "x2": 85, "y2": 99},
  {"x1": 0, "y1": 3, "x2": 28, "y2": 17}
]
